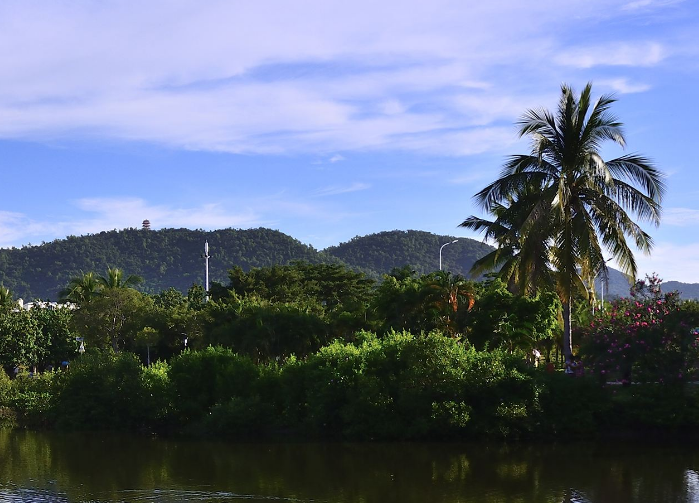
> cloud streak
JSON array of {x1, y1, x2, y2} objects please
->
[{"x1": 313, "y1": 183, "x2": 371, "y2": 197}]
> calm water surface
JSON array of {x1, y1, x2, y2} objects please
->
[{"x1": 1, "y1": 430, "x2": 698, "y2": 502}]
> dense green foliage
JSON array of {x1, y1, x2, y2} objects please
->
[
  {"x1": 3, "y1": 333, "x2": 699, "y2": 440},
  {"x1": 467, "y1": 279, "x2": 561, "y2": 352},
  {"x1": 0, "y1": 307, "x2": 75, "y2": 371},
  {"x1": 0, "y1": 260, "x2": 697, "y2": 441}
]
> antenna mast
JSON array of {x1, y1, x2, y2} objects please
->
[{"x1": 204, "y1": 240, "x2": 210, "y2": 303}]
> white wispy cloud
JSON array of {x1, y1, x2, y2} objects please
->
[
  {"x1": 622, "y1": 0, "x2": 685, "y2": 11},
  {"x1": 0, "y1": 0, "x2": 686, "y2": 156},
  {"x1": 660, "y1": 208, "x2": 699, "y2": 226},
  {"x1": 597, "y1": 78, "x2": 652, "y2": 94},
  {"x1": 555, "y1": 42, "x2": 666, "y2": 68},
  {"x1": 73, "y1": 198, "x2": 263, "y2": 230},
  {"x1": 313, "y1": 183, "x2": 371, "y2": 197}
]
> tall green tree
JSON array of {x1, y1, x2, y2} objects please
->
[
  {"x1": 71, "y1": 288, "x2": 152, "y2": 352},
  {"x1": 464, "y1": 83, "x2": 664, "y2": 359}
]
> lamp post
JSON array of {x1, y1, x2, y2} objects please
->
[
  {"x1": 595, "y1": 258, "x2": 614, "y2": 312},
  {"x1": 203, "y1": 241, "x2": 210, "y2": 303},
  {"x1": 439, "y1": 239, "x2": 458, "y2": 271}
]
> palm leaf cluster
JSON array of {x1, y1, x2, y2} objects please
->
[
  {"x1": 59, "y1": 267, "x2": 143, "y2": 305},
  {"x1": 461, "y1": 83, "x2": 665, "y2": 357}
]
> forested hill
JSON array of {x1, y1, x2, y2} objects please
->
[
  {"x1": 324, "y1": 230, "x2": 494, "y2": 277},
  {"x1": 4, "y1": 226, "x2": 688, "y2": 302},
  {"x1": 0, "y1": 228, "x2": 493, "y2": 301},
  {"x1": 0, "y1": 228, "x2": 331, "y2": 300}
]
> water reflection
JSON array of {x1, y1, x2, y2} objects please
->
[{"x1": 0, "y1": 430, "x2": 698, "y2": 502}]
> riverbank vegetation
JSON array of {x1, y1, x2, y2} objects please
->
[{"x1": 0, "y1": 260, "x2": 698, "y2": 440}]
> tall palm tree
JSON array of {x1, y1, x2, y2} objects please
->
[
  {"x1": 59, "y1": 271, "x2": 101, "y2": 305},
  {"x1": 465, "y1": 83, "x2": 664, "y2": 359},
  {"x1": 98, "y1": 267, "x2": 143, "y2": 290}
]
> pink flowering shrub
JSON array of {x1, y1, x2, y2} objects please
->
[{"x1": 578, "y1": 274, "x2": 699, "y2": 385}]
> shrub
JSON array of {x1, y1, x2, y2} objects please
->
[
  {"x1": 607, "y1": 384, "x2": 699, "y2": 430},
  {"x1": 52, "y1": 351, "x2": 152, "y2": 431},
  {"x1": 279, "y1": 331, "x2": 541, "y2": 440},
  {"x1": 0, "y1": 368, "x2": 12, "y2": 406},
  {"x1": 140, "y1": 360, "x2": 172, "y2": 429},
  {"x1": 168, "y1": 346, "x2": 260, "y2": 424},
  {"x1": 199, "y1": 396, "x2": 277, "y2": 438},
  {"x1": 8, "y1": 372, "x2": 57, "y2": 428},
  {"x1": 533, "y1": 372, "x2": 610, "y2": 436},
  {"x1": 579, "y1": 275, "x2": 699, "y2": 385}
]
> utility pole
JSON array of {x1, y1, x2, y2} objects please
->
[{"x1": 203, "y1": 240, "x2": 210, "y2": 303}]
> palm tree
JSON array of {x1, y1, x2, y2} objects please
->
[
  {"x1": 465, "y1": 83, "x2": 664, "y2": 359},
  {"x1": 461, "y1": 182, "x2": 555, "y2": 296},
  {"x1": 98, "y1": 267, "x2": 143, "y2": 290},
  {"x1": 59, "y1": 272, "x2": 101, "y2": 305},
  {"x1": 420, "y1": 271, "x2": 475, "y2": 336}
]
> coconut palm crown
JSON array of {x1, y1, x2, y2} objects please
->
[{"x1": 462, "y1": 83, "x2": 665, "y2": 358}]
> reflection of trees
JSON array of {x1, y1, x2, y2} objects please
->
[{"x1": 0, "y1": 431, "x2": 698, "y2": 503}]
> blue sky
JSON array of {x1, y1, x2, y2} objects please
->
[{"x1": 1, "y1": 0, "x2": 698, "y2": 281}]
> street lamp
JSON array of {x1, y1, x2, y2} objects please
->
[{"x1": 439, "y1": 239, "x2": 458, "y2": 271}]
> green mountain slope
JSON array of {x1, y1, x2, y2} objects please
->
[
  {"x1": 0, "y1": 228, "x2": 494, "y2": 301},
  {"x1": 0, "y1": 228, "x2": 330, "y2": 300},
  {"x1": 323, "y1": 229, "x2": 494, "y2": 277}
]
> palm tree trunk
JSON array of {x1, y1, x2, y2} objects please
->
[{"x1": 562, "y1": 297, "x2": 572, "y2": 360}]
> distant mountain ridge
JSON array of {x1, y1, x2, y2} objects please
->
[{"x1": 0, "y1": 227, "x2": 695, "y2": 301}]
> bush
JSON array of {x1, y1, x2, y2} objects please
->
[
  {"x1": 533, "y1": 372, "x2": 610, "y2": 437},
  {"x1": 169, "y1": 346, "x2": 260, "y2": 424},
  {"x1": 140, "y1": 360, "x2": 172, "y2": 429},
  {"x1": 579, "y1": 275, "x2": 699, "y2": 384},
  {"x1": 279, "y1": 331, "x2": 541, "y2": 440},
  {"x1": 0, "y1": 406, "x2": 17, "y2": 428},
  {"x1": 607, "y1": 384, "x2": 699, "y2": 431},
  {"x1": 52, "y1": 351, "x2": 154, "y2": 431},
  {"x1": 0, "y1": 368, "x2": 12, "y2": 406},
  {"x1": 199, "y1": 396, "x2": 277, "y2": 438},
  {"x1": 8, "y1": 372, "x2": 57, "y2": 428}
]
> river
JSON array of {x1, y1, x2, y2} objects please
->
[{"x1": 1, "y1": 430, "x2": 698, "y2": 502}]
